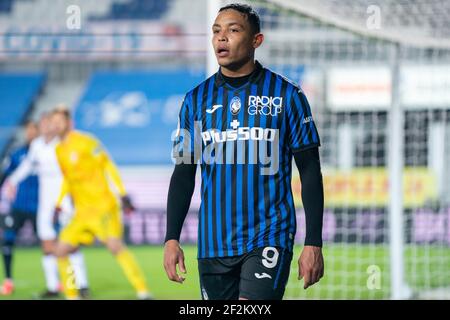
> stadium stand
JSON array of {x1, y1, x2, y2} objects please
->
[
  {"x1": 0, "y1": 73, "x2": 46, "y2": 157},
  {"x1": 90, "y1": 0, "x2": 173, "y2": 21},
  {"x1": 0, "y1": 0, "x2": 204, "y2": 29},
  {"x1": 74, "y1": 69, "x2": 204, "y2": 165},
  {"x1": 0, "y1": 0, "x2": 13, "y2": 14}
]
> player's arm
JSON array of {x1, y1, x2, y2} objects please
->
[
  {"x1": 7, "y1": 146, "x2": 35, "y2": 187},
  {"x1": 0, "y1": 153, "x2": 16, "y2": 200},
  {"x1": 287, "y1": 87, "x2": 324, "y2": 289},
  {"x1": 53, "y1": 148, "x2": 71, "y2": 223},
  {"x1": 164, "y1": 163, "x2": 197, "y2": 283},
  {"x1": 55, "y1": 177, "x2": 69, "y2": 208},
  {"x1": 164, "y1": 92, "x2": 196, "y2": 283},
  {"x1": 53, "y1": 176, "x2": 70, "y2": 223},
  {"x1": 0, "y1": 153, "x2": 15, "y2": 188},
  {"x1": 4, "y1": 147, "x2": 35, "y2": 200},
  {"x1": 54, "y1": 176, "x2": 69, "y2": 224},
  {"x1": 97, "y1": 145, "x2": 135, "y2": 213},
  {"x1": 103, "y1": 155, "x2": 126, "y2": 196},
  {"x1": 294, "y1": 147, "x2": 325, "y2": 289}
]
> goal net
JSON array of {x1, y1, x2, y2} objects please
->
[{"x1": 216, "y1": 0, "x2": 450, "y2": 299}]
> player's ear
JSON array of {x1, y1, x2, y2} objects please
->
[{"x1": 253, "y1": 33, "x2": 264, "y2": 49}]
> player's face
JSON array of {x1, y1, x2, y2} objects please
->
[
  {"x1": 51, "y1": 113, "x2": 70, "y2": 138},
  {"x1": 24, "y1": 123, "x2": 38, "y2": 143},
  {"x1": 39, "y1": 115, "x2": 52, "y2": 137},
  {"x1": 212, "y1": 9, "x2": 263, "y2": 71}
]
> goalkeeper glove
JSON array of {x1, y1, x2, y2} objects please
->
[{"x1": 121, "y1": 195, "x2": 136, "y2": 215}]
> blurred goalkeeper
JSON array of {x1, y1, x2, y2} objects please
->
[{"x1": 50, "y1": 107, "x2": 151, "y2": 300}]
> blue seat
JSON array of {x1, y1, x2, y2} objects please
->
[
  {"x1": 0, "y1": 73, "x2": 46, "y2": 154},
  {"x1": 91, "y1": 0, "x2": 171, "y2": 21},
  {"x1": 0, "y1": 0, "x2": 14, "y2": 13}
]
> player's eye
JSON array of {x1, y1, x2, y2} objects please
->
[
  {"x1": 213, "y1": 29, "x2": 220, "y2": 34},
  {"x1": 230, "y1": 29, "x2": 239, "y2": 32}
]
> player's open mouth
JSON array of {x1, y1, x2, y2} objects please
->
[{"x1": 217, "y1": 48, "x2": 230, "y2": 57}]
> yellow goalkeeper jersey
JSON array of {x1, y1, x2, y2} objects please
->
[{"x1": 55, "y1": 130, "x2": 127, "y2": 218}]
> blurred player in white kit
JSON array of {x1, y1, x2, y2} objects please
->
[{"x1": 5, "y1": 110, "x2": 90, "y2": 299}]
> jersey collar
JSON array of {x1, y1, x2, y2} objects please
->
[{"x1": 215, "y1": 60, "x2": 265, "y2": 90}]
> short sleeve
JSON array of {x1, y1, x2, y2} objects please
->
[
  {"x1": 286, "y1": 87, "x2": 321, "y2": 153},
  {"x1": 172, "y1": 92, "x2": 197, "y2": 164}
]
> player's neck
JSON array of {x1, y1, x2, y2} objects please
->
[
  {"x1": 220, "y1": 59, "x2": 256, "y2": 78},
  {"x1": 60, "y1": 129, "x2": 72, "y2": 141},
  {"x1": 43, "y1": 134, "x2": 53, "y2": 143}
]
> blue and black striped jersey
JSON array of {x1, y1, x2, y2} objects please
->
[
  {"x1": 3, "y1": 145, "x2": 38, "y2": 213},
  {"x1": 173, "y1": 61, "x2": 320, "y2": 258}
]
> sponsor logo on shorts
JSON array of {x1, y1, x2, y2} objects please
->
[
  {"x1": 201, "y1": 286, "x2": 209, "y2": 300},
  {"x1": 254, "y1": 272, "x2": 272, "y2": 279}
]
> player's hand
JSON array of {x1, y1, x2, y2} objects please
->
[
  {"x1": 163, "y1": 239, "x2": 186, "y2": 284},
  {"x1": 298, "y1": 245, "x2": 324, "y2": 289},
  {"x1": 4, "y1": 181, "x2": 16, "y2": 202},
  {"x1": 121, "y1": 195, "x2": 136, "y2": 215}
]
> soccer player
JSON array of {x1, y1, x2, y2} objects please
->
[
  {"x1": 5, "y1": 112, "x2": 90, "y2": 298},
  {"x1": 0, "y1": 121, "x2": 39, "y2": 295},
  {"x1": 164, "y1": 4, "x2": 324, "y2": 300},
  {"x1": 50, "y1": 108, "x2": 151, "y2": 300}
]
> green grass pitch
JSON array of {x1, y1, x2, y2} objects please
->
[{"x1": 0, "y1": 245, "x2": 449, "y2": 300}]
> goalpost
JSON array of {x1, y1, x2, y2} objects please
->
[{"x1": 208, "y1": 0, "x2": 450, "y2": 299}]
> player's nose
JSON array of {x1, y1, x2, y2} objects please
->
[{"x1": 216, "y1": 31, "x2": 227, "y2": 41}]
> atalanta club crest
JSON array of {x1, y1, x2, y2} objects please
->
[{"x1": 230, "y1": 96, "x2": 241, "y2": 115}]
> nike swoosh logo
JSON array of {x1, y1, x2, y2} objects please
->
[
  {"x1": 206, "y1": 104, "x2": 223, "y2": 113},
  {"x1": 254, "y1": 272, "x2": 272, "y2": 279}
]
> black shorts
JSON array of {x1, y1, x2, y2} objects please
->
[
  {"x1": 0, "y1": 209, "x2": 37, "y2": 241},
  {"x1": 198, "y1": 246, "x2": 293, "y2": 300}
]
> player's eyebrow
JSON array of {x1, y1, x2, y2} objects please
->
[{"x1": 212, "y1": 22, "x2": 245, "y2": 29}]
